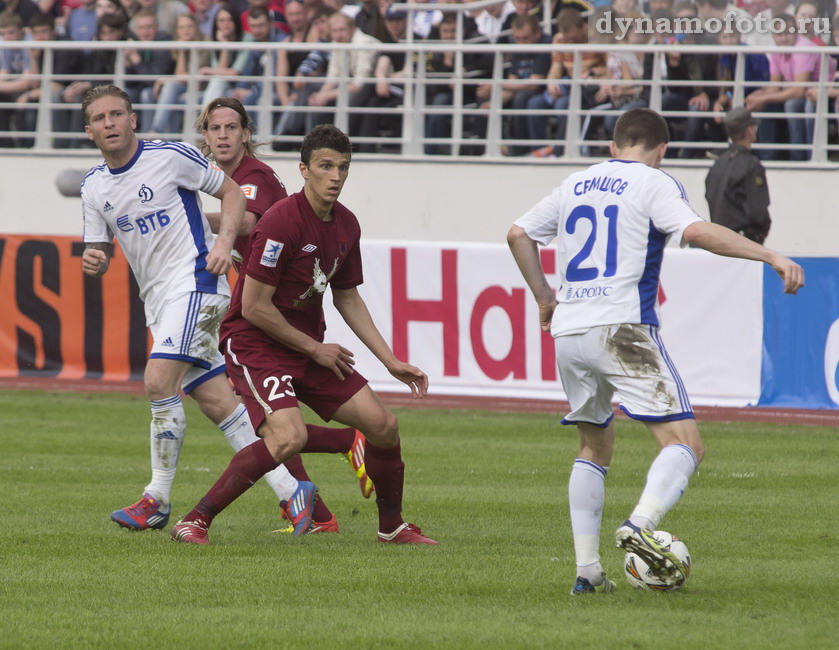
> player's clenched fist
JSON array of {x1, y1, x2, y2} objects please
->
[{"x1": 82, "y1": 248, "x2": 109, "y2": 276}]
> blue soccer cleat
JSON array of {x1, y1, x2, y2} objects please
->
[
  {"x1": 615, "y1": 520, "x2": 686, "y2": 586},
  {"x1": 110, "y1": 493, "x2": 170, "y2": 530},
  {"x1": 570, "y1": 574, "x2": 616, "y2": 595},
  {"x1": 287, "y1": 481, "x2": 318, "y2": 536}
]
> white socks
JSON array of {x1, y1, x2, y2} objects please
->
[
  {"x1": 218, "y1": 403, "x2": 298, "y2": 501},
  {"x1": 144, "y1": 395, "x2": 185, "y2": 509},
  {"x1": 630, "y1": 443, "x2": 699, "y2": 530},
  {"x1": 569, "y1": 458, "x2": 608, "y2": 579}
]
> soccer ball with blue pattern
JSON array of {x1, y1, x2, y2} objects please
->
[{"x1": 624, "y1": 530, "x2": 691, "y2": 591}]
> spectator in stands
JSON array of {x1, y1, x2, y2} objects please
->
[
  {"x1": 355, "y1": 0, "x2": 387, "y2": 42},
  {"x1": 356, "y1": 7, "x2": 415, "y2": 153},
  {"x1": 306, "y1": 11, "x2": 379, "y2": 134},
  {"x1": 119, "y1": 0, "x2": 140, "y2": 20},
  {"x1": 15, "y1": 11, "x2": 59, "y2": 145},
  {"x1": 795, "y1": 0, "x2": 829, "y2": 45},
  {"x1": 191, "y1": 0, "x2": 220, "y2": 37},
  {"x1": 745, "y1": 13, "x2": 836, "y2": 160},
  {"x1": 240, "y1": 0, "x2": 287, "y2": 34},
  {"x1": 423, "y1": 11, "x2": 493, "y2": 155},
  {"x1": 66, "y1": 0, "x2": 96, "y2": 39},
  {"x1": 752, "y1": 0, "x2": 794, "y2": 48},
  {"x1": 499, "y1": 0, "x2": 541, "y2": 43},
  {"x1": 474, "y1": 13, "x2": 549, "y2": 156},
  {"x1": 54, "y1": 12, "x2": 127, "y2": 144},
  {"x1": 600, "y1": 11, "x2": 648, "y2": 137},
  {"x1": 0, "y1": 0, "x2": 41, "y2": 30},
  {"x1": 711, "y1": 23, "x2": 769, "y2": 137},
  {"x1": 273, "y1": 0, "x2": 322, "y2": 141},
  {"x1": 694, "y1": 0, "x2": 760, "y2": 46},
  {"x1": 199, "y1": 3, "x2": 249, "y2": 102},
  {"x1": 610, "y1": 0, "x2": 640, "y2": 17},
  {"x1": 135, "y1": 0, "x2": 187, "y2": 36},
  {"x1": 124, "y1": 7, "x2": 174, "y2": 124},
  {"x1": 0, "y1": 13, "x2": 38, "y2": 147},
  {"x1": 146, "y1": 13, "x2": 210, "y2": 134},
  {"x1": 805, "y1": 16, "x2": 839, "y2": 146},
  {"x1": 705, "y1": 107, "x2": 771, "y2": 244},
  {"x1": 471, "y1": 0, "x2": 514, "y2": 43},
  {"x1": 96, "y1": 0, "x2": 129, "y2": 22},
  {"x1": 527, "y1": 8, "x2": 607, "y2": 156},
  {"x1": 232, "y1": 5, "x2": 286, "y2": 108}
]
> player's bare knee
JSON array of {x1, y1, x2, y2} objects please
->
[
  {"x1": 260, "y1": 421, "x2": 306, "y2": 461},
  {"x1": 363, "y1": 409, "x2": 399, "y2": 447}
]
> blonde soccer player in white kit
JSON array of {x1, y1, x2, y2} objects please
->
[
  {"x1": 80, "y1": 85, "x2": 316, "y2": 532},
  {"x1": 508, "y1": 108, "x2": 804, "y2": 594}
]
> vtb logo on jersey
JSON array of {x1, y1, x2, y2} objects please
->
[{"x1": 139, "y1": 184, "x2": 154, "y2": 203}]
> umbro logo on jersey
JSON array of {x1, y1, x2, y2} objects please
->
[
  {"x1": 154, "y1": 430, "x2": 177, "y2": 440},
  {"x1": 103, "y1": 201, "x2": 114, "y2": 212},
  {"x1": 302, "y1": 244, "x2": 317, "y2": 253},
  {"x1": 139, "y1": 184, "x2": 154, "y2": 203},
  {"x1": 161, "y1": 337, "x2": 175, "y2": 347}
]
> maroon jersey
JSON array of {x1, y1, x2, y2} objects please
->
[
  {"x1": 231, "y1": 155, "x2": 287, "y2": 270},
  {"x1": 220, "y1": 191, "x2": 363, "y2": 348}
]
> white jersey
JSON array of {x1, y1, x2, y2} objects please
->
[
  {"x1": 82, "y1": 140, "x2": 228, "y2": 324},
  {"x1": 515, "y1": 159, "x2": 704, "y2": 337}
]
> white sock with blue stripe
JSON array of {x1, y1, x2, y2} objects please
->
[
  {"x1": 144, "y1": 395, "x2": 185, "y2": 509},
  {"x1": 569, "y1": 458, "x2": 608, "y2": 581},
  {"x1": 630, "y1": 443, "x2": 699, "y2": 530},
  {"x1": 218, "y1": 403, "x2": 298, "y2": 501}
]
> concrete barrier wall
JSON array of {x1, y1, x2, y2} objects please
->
[{"x1": 0, "y1": 152, "x2": 836, "y2": 255}]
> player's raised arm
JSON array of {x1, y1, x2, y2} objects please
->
[
  {"x1": 507, "y1": 225, "x2": 557, "y2": 332},
  {"x1": 332, "y1": 287, "x2": 428, "y2": 398},
  {"x1": 205, "y1": 175, "x2": 246, "y2": 275},
  {"x1": 682, "y1": 221, "x2": 805, "y2": 294},
  {"x1": 81, "y1": 242, "x2": 114, "y2": 277}
]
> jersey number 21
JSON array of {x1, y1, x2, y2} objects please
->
[{"x1": 565, "y1": 204, "x2": 618, "y2": 282}]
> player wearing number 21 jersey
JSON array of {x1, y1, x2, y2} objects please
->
[
  {"x1": 509, "y1": 108, "x2": 804, "y2": 596},
  {"x1": 514, "y1": 157, "x2": 702, "y2": 337}
]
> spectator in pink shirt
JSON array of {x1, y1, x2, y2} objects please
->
[{"x1": 745, "y1": 14, "x2": 836, "y2": 160}]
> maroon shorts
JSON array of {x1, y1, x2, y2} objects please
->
[{"x1": 223, "y1": 334, "x2": 368, "y2": 430}]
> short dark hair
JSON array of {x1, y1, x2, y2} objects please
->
[
  {"x1": 97, "y1": 12, "x2": 127, "y2": 35},
  {"x1": 29, "y1": 11, "x2": 55, "y2": 30},
  {"x1": 511, "y1": 13, "x2": 539, "y2": 31},
  {"x1": 300, "y1": 124, "x2": 351, "y2": 165},
  {"x1": 248, "y1": 6, "x2": 270, "y2": 22},
  {"x1": 613, "y1": 108, "x2": 669, "y2": 149},
  {"x1": 82, "y1": 84, "x2": 133, "y2": 125}
]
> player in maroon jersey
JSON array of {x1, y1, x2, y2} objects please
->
[
  {"x1": 171, "y1": 124, "x2": 436, "y2": 545},
  {"x1": 196, "y1": 98, "x2": 374, "y2": 534}
]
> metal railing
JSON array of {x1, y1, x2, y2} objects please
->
[{"x1": 2, "y1": 37, "x2": 839, "y2": 164}]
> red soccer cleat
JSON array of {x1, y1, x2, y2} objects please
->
[
  {"x1": 278, "y1": 503, "x2": 339, "y2": 534},
  {"x1": 377, "y1": 522, "x2": 438, "y2": 545},
  {"x1": 170, "y1": 519, "x2": 210, "y2": 545},
  {"x1": 345, "y1": 430, "x2": 375, "y2": 499}
]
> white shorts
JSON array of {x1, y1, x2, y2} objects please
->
[
  {"x1": 148, "y1": 291, "x2": 228, "y2": 394},
  {"x1": 555, "y1": 323, "x2": 694, "y2": 427}
]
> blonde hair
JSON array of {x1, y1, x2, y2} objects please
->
[{"x1": 82, "y1": 84, "x2": 133, "y2": 125}]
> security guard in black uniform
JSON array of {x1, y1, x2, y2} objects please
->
[{"x1": 705, "y1": 107, "x2": 771, "y2": 244}]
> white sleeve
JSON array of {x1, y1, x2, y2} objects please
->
[
  {"x1": 647, "y1": 172, "x2": 705, "y2": 247},
  {"x1": 165, "y1": 142, "x2": 225, "y2": 196},
  {"x1": 81, "y1": 181, "x2": 112, "y2": 243},
  {"x1": 513, "y1": 186, "x2": 564, "y2": 247}
]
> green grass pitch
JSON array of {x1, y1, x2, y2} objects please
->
[{"x1": 0, "y1": 390, "x2": 836, "y2": 649}]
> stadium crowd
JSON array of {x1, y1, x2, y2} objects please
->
[{"x1": 1, "y1": 0, "x2": 839, "y2": 158}]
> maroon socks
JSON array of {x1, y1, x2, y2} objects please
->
[{"x1": 364, "y1": 440, "x2": 405, "y2": 534}]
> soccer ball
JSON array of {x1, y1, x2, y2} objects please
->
[{"x1": 624, "y1": 530, "x2": 691, "y2": 591}]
